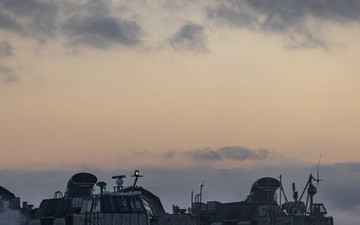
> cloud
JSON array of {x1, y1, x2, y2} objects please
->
[
  {"x1": 186, "y1": 146, "x2": 273, "y2": 161},
  {"x1": 0, "y1": 42, "x2": 17, "y2": 84},
  {"x1": 245, "y1": 0, "x2": 360, "y2": 23},
  {"x1": 0, "y1": 66, "x2": 18, "y2": 84},
  {"x1": 0, "y1": 0, "x2": 59, "y2": 38},
  {"x1": 0, "y1": 42, "x2": 13, "y2": 58},
  {"x1": 62, "y1": 0, "x2": 143, "y2": 49},
  {"x1": 318, "y1": 162, "x2": 360, "y2": 210},
  {"x1": 218, "y1": 146, "x2": 272, "y2": 160},
  {"x1": 62, "y1": 16, "x2": 142, "y2": 49},
  {"x1": 0, "y1": 0, "x2": 143, "y2": 49},
  {"x1": 169, "y1": 23, "x2": 208, "y2": 52},
  {"x1": 206, "y1": 1, "x2": 257, "y2": 29},
  {"x1": 163, "y1": 150, "x2": 176, "y2": 159},
  {"x1": 0, "y1": 9, "x2": 23, "y2": 33},
  {"x1": 2, "y1": 0, "x2": 358, "y2": 51},
  {"x1": 187, "y1": 148, "x2": 222, "y2": 160},
  {"x1": 207, "y1": 0, "x2": 360, "y2": 48}
]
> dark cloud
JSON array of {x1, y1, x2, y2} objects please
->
[
  {"x1": 0, "y1": 0, "x2": 59, "y2": 37},
  {"x1": 62, "y1": 16, "x2": 142, "y2": 49},
  {"x1": 218, "y1": 146, "x2": 272, "y2": 160},
  {"x1": 245, "y1": 0, "x2": 360, "y2": 23},
  {"x1": 207, "y1": 0, "x2": 360, "y2": 48},
  {"x1": 0, "y1": 10, "x2": 23, "y2": 32},
  {"x1": 187, "y1": 148, "x2": 222, "y2": 160},
  {"x1": 61, "y1": 0, "x2": 143, "y2": 49},
  {"x1": 0, "y1": 0, "x2": 359, "y2": 51},
  {"x1": 0, "y1": 42, "x2": 17, "y2": 84},
  {"x1": 0, "y1": 42, "x2": 13, "y2": 58},
  {"x1": 0, "y1": 0, "x2": 142, "y2": 49},
  {"x1": 317, "y1": 162, "x2": 360, "y2": 210},
  {"x1": 207, "y1": 1, "x2": 257, "y2": 29},
  {"x1": 169, "y1": 23, "x2": 208, "y2": 52},
  {"x1": 0, "y1": 66, "x2": 18, "y2": 84},
  {"x1": 163, "y1": 150, "x2": 176, "y2": 159},
  {"x1": 187, "y1": 146, "x2": 273, "y2": 161}
]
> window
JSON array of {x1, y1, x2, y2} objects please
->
[
  {"x1": 119, "y1": 196, "x2": 131, "y2": 212},
  {"x1": 92, "y1": 199, "x2": 101, "y2": 212},
  {"x1": 102, "y1": 196, "x2": 121, "y2": 213},
  {"x1": 80, "y1": 199, "x2": 92, "y2": 213},
  {"x1": 129, "y1": 196, "x2": 146, "y2": 212}
]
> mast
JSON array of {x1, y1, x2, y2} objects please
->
[{"x1": 308, "y1": 174, "x2": 317, "y2": 216}]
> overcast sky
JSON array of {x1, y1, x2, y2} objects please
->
[{"x1": 1, "y1": 0, "x2": 360, "y2": 224}]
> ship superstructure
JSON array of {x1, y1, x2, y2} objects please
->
[
  {"x1": 1, "y1": 170, "x2": 334, "y2": 225},
  {"x1": 29, "y1": 171, "x2": 150, "y2": 225},
  {"x1": 157, "y1": 175, "x2": 334, "y2": 225}
]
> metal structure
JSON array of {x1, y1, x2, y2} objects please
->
[
  {"x1": 158, "y1": 175, "x2": 334, "y2": 225},
  {"x1": 0, "y1": 171, "x2": 334, "y2": 225},
  {"x1": 0, "y1": 185, "x2": 29, "y2": 225},
  {"x1": 28, "y1": 172, "x2": 150, "y2": 225}
]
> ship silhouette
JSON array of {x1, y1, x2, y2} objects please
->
[{"x1": 0, "y1": 170, "x2": 334, "y2": 225}]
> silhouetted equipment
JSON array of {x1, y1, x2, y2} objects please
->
[
  {"x1": 124, "y1": 186, "x2": 166, "y2": 220},
  {"x1": 0, "y1": 186, "x2": 16, "y2": 200},
  {"x1": 0, "y1": 185, "x2": 29, "y2": 224},
  {"x1": 249, "y1": 177, "x2": 280, "y2": 203},
  {"x1": 96, "y1": 181, "x2": 107, "y2": 194},
  {"x1": 159, "y1": 174, "x2": 334, "y2": 225},
  {"x1": 64, "y1": 172, "x2": 97, "y2": 198},
  {"x1": 28, "y1": 170, "x2": 150, "y2": 225},
  {"x1": 131, "y1": 170, "x2": 143, "y2": 192},
  {"x1": 112, "y1": 174, "x2": 126, "y2": 192},
  {"x1": 0, "y1": 185, "x2": 20, "y2": 211},
  {"x1": 1, "y1": 170, "x2": 334, "y2": 225}
]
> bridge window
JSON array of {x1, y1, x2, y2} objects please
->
[
  {"x1": 129, "y1": 196, "x2": 146, "y2": 212},
  {"x1": 102, "y1": 196, "x2": 131, "y2": 213},
  {"x1": 101, "y1": 195, "x2": 145, "y2": 213},
  {"x1": 80, "y1": 199, "x2": 92, "y2": 213},
  {"x1": 313, "y1": 204, "x2": 327, "y2": 214},
  {"x1": 117, "y1": 196, "x2": 131, "y2": 212}
]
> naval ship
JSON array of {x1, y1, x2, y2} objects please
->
[{"x1": 0, "y1": 170, "x2": 334, "y2": 225}]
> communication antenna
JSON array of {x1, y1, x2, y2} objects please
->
[
  {"x1": 112, "y1": 175, "x2": 126, "y2": 192},
  {"x1": 316, "y1": 154, "x2": 322, "y2": 186}
]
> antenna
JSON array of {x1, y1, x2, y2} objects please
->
[
  {"x1": 112, "y1": 175, "x2": 126, "y2": 192},
  {"x1": 316, "y1": 154, "x2": 322, "y2": 185},
  {"x1": 131, "y1": 170, "x2": 143, "y2": 192}
]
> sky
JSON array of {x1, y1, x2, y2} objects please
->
[{"x1": 1, "y1": 0, "x2": 360, "y2": 224}]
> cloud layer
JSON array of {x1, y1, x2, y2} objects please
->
[
  {"x1": 207, "y1": 0, "x2": 360, "y2": 48},
  {"x1": 61, "y1": 1, "x2": 143, "y2": 49},
  {"x1": 1, "y1": 0, "x2": 360, "y2": 51},
  {"x1": 1, "y1": 0, "x2": 359, "y2": 84},
  {"x1": 169, "y1": 23, "x2": 208, "y2": 52},
  {"x1": 186, "y1": 146, "x2": 273, "y2": 161},
  {"x1": 0, "y1": 42, "x2": 13, "y2": 58}
]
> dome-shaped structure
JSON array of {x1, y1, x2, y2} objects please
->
[
  {"x1": 249, "y1": 177, "x2": 281, "y2": 203},
  {"x1": 65, "y1": 172, "x2": 98, "y2": 198}
]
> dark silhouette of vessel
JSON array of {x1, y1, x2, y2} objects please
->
[
  {"x1": 0, "y1": 170, "x2": 334, "y2": 225},
  {"x1": 0, "y1": 185, "x2": 33, "y2": 225}
]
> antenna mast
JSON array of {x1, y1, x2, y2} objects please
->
[{"x1": 317, "y1": 154, "x2": 322, "y2": 185}]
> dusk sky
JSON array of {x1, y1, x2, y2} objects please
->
[{"x1": 1, "y1": 0, "x2": 360, "y2": 224}]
